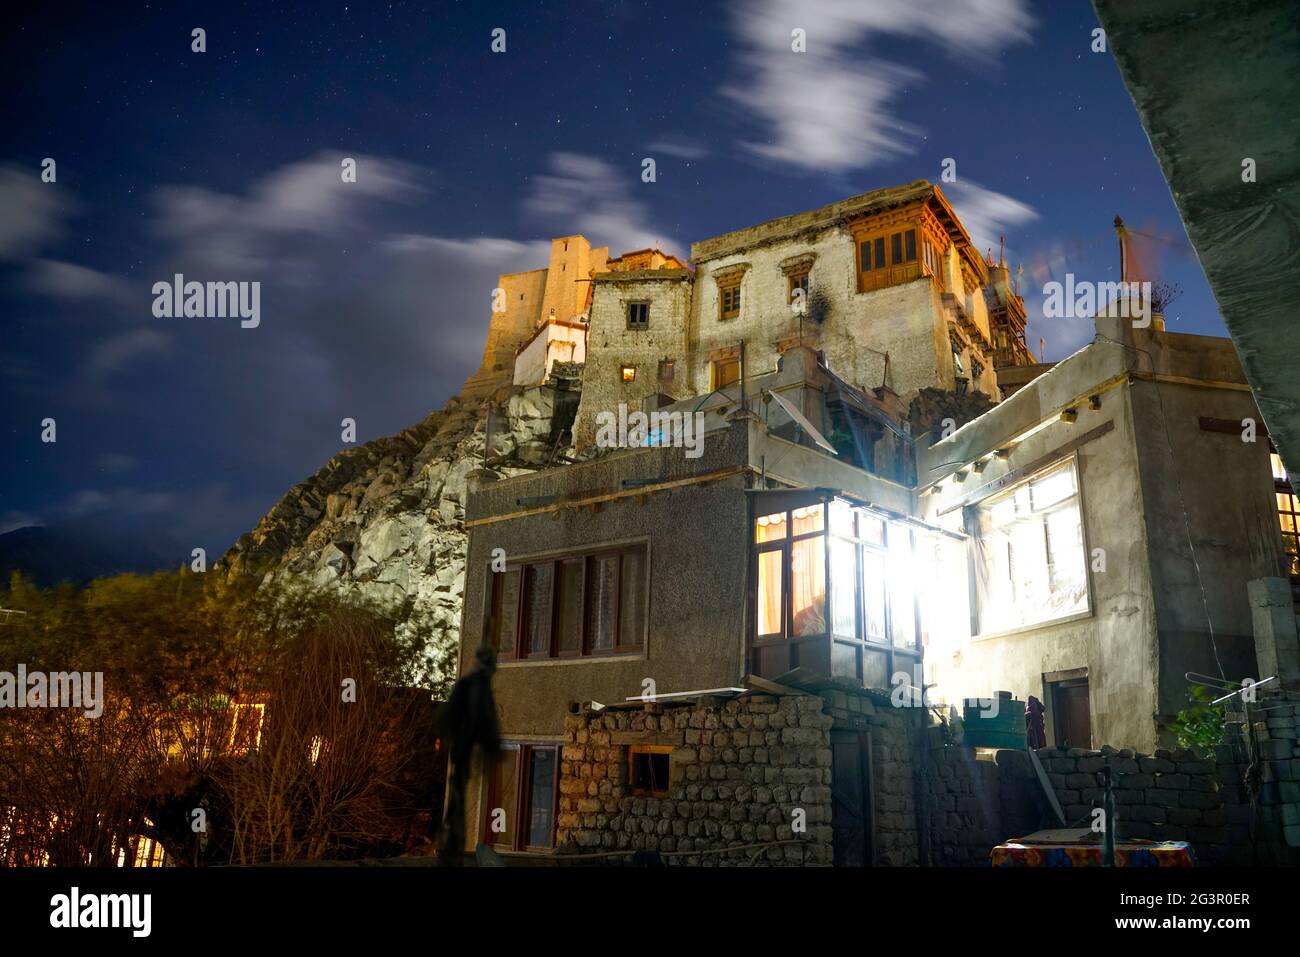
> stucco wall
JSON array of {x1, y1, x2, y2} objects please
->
[{"x1": 920, "y1": 344, "x2": 1162, "y2": 751}]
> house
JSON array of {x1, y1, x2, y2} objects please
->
[{"x1": 451, "y1": 185, "x2": 1300, "y2": 863}]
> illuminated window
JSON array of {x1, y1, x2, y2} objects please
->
[
  {"x1": 970, "y1": 459, "x2": 1089, "y2": 634},
  {"x1": 1270, "y1": 445, "x2": 1299, "y2": 584},
  {"x1": 628, "y1": 746, "x2": 671, "y2": 797},
  {"x1": 753, "y1": 499, "x2": 920, "y2": 685},
  {"x1": 486, "y1": 545, "x2": 647, "y2": 659},
  {"x1": 621, "y1": 365, "x2": 636, "y2": 382},
  {"x1": 485, "y1": 743, "x2": 558, "y2": 851}
]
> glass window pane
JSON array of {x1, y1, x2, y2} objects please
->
[
  {"x1": 522, "y1": 564, "x2": 554, "y2": 656},
  {"x1": 556, "y1": 560, "x2": 584, "y2": 654},
  {"x1": 858, "y1": 510, "x2": 885, "y2": 546},
  {"x1": 791, "y1": 536, "x2": 826, "y2": 636},
  {"x1": 1031, "y1": 464, "x2": 1076, "y2": 511},
  {"x1": 756, "y1": 511, "x2": 788, "y2": 543},
  {"x1": 891, "y1": 233, "x2": 903, "y2": 265},
  {"x1": 860, "y1": 241, "x2": 872, "y2": 271},
  {"x1": 861, "y1": 549, "x2": 887, "y2": 641},
  {"x1": 830, "y1": 537, "x2": 857, "y2": 637},
  {"x1": 757, "y1": 549, "x2": 784, "y2": 637},
  {"x1": 889, "y1": 525, "x2": 916, "y2": 649},
  {"x1": 586, "y1": 555, "x2": 619, "y2": 651},
  {"x1": 491, "y1": 748, "x2": 519, "y2": 847},
  {"x1": 905, "y1": 230, "x2": 917, "y2": 262},
  {"x1": 873, "y1": 238, "x2": 885, "y2": 272},
  {"x1": 829, "y1": 499, "x2": 855, "y2": 536},
  {"x1": 493, "y1": 569, "x2": 520, "y2": 656},
  {"x1": 619, "y1": 549, "x2": 645, "y2": 647},
  {"x1": 792, "y1": 504, "x2": 824, "y2": 536},
  {"x1": 526, "y1": 748, "x2": 556, "y2": 847}
]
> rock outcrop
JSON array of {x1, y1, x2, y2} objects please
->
[{"x1": 223, "y1": 381, "x2": 575, "y2": 687}]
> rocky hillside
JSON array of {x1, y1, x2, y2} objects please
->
[{"x1": 222, "y1": 384, "x2": 574, "y2": 686}]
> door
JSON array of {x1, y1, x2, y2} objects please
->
[
  {"x1": 830, "y1": 729, "x2": 875, "y2": 867},
  {"x1": 1051, "y1": 679, "x2": 1092, "y2": 749}
]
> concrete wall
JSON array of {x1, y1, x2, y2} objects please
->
[
  {"x1": 920, "y1": 342, "x2": 1163, "y2": 751},
  {"x1": 459, "y1": 426, "x2": 755, "y2": 845},
  {"x1": 1124, "y1": 331, "x2": 1285, "y2": 721}
]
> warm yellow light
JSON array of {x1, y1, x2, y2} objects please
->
[{"x1": 621, "y1": 366, "x2": 636, "y2": 382}]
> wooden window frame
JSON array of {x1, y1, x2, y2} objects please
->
[
  {"x1": 1270, "y1": 442, "x2": 1300, "y2": 587},
  {"x1": 752, "y1": 502, "x2": 921, "y2": 681},
  {"x1": 711, "y1": 356, "x2": 741, "y2": 390},
  {"x1": 718, "y1": 277, "x2": 742, "y2": 321},
  {"x1": 484, "y1": 742, "x2": 560, "y2": 851},
  {"x1": 787, "y1": 268, "x2": 810, "y2": 305},
  {"x1": 626, "y1": 300, "x2": 650, "y2": 330},
  {"x1": 486, "y1": 545, "x2": 648, "y2": 661},
  {"x1": 627, "y1": 745, "x2": 673, "y2": 798}
]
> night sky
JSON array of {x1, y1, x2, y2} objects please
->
[{"x1": 1, "y1": 0, "x2": 1222, "y2": 568}]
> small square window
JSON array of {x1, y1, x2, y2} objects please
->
[
  {"x1": 627, "y1": 301, "x2": 649, "y2": 329},
  {"x1": 629, "y1": 747, "x2": 671, "y2": 797},
  {"x1": 621, "y1": 365, "x2": 636, "y2": 382}
]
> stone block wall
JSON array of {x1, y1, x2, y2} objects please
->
[
  {"x1": 556, "y1": 693, "x2": 835, "y2": 865},
  {"x1": 816, "y1": 688, "x2": 922, "y2": 866},
  {"x1": 1215, "y1": 694, "x2": 1300, "y2": 865}
]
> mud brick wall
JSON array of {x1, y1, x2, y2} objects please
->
[{"x1": 555, "y1": 692, "x2": 836, "y2": 866}]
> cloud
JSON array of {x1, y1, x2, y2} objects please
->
[
  {"x1": 945, "y1": 179, "x2": 1039, "y2": 262},
  {"x1": 151, "y1": 150, "x2": 426, "y2": 281},
  {"x1": 26, "y1": 258, "x2": 135, "y2": 306},
  {"x1": 0, "y1": 165, "x2": 73, "y2": 259},
  {"x1": 645, "y1": 136, "x2": 710, "y2": 161},
  {"x1": 722, "y1": 0, "x2": 1034, "y2": 173},
  {"x1": 87, "y1": 328, "x2": 172, "y2": 377},
  {"x1": 524, "y1": 152, "x2": 679, "y2": 256}
]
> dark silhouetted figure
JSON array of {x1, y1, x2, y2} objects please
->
[
  {"x1": 1025, "y1": 695, "x2": 1047, "y2": 750},
  {"x1": 436, "y1": 645, "x2": 501, "y2": 865}
]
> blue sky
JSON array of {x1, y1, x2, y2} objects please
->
[{"x1": 0, "y1": 0, "x2": 1222, "y2": 561}]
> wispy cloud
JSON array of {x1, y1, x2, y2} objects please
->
[
  {"x1": 646, "y1": 136, "x2": 710, "y2": 161},
  {"x1": 524, "y1": 152, "x2": 679, "y2": 255},
  {"x1": 0, "y1": 165, "x2": 73, "y2": 259},
  {"x1": 945, "y1": 179, "x2": 1039, "y2": 263},
  {"x1": 26, "y1": 258, "x2": 135, "y2": 306},
  {"x1": 722, "y1": 0, "x2": 1034, "y2": 173},
  {"x1": 151, "y1": 150, "x2": 427, "y2": 281}
]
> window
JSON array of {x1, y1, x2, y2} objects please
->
[
  {"x1": 856, "y1": 229, "x2": 918, "y2": 291},
  {"x1": 627, "y1": 301, "x2": 649, "y2": 329},
  {"x1": 1270, "y1": 445, "x2": 1299, "y2": 585},
  {"x1": 787, "y1": 269, "x2": 810, "y2": 305},
  {"x1": 485, "y1": 743, "x2": 558, "y2": 851},
  {"x1": 753, "y1": 499, "x2": 920, "y2": 684},
  {"x1": 628, "y1": 746, "x2": 671, "y2": 797},
  {"x1": 719, "y1": 279, "x2": 742, "y2": 320},
  {"x1": 621, "y1": 365, "x2": 636, "y2": 382},
  {"x1": 657, "y1": 358, "x2": 675, "y2": 384},
  {"x1": 486, "y1": 545, "x2": 647, "y2": 659},
  {"x1": 970, "y1": 460, "x2": 1089, "y2": 634},
  {"x1": 712, "y1": 356, "x2": 740, "y2": 389}
]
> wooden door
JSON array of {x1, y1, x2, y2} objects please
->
[{"x1": 830, "y1": 729, "x2": 875, "y2": 867}]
